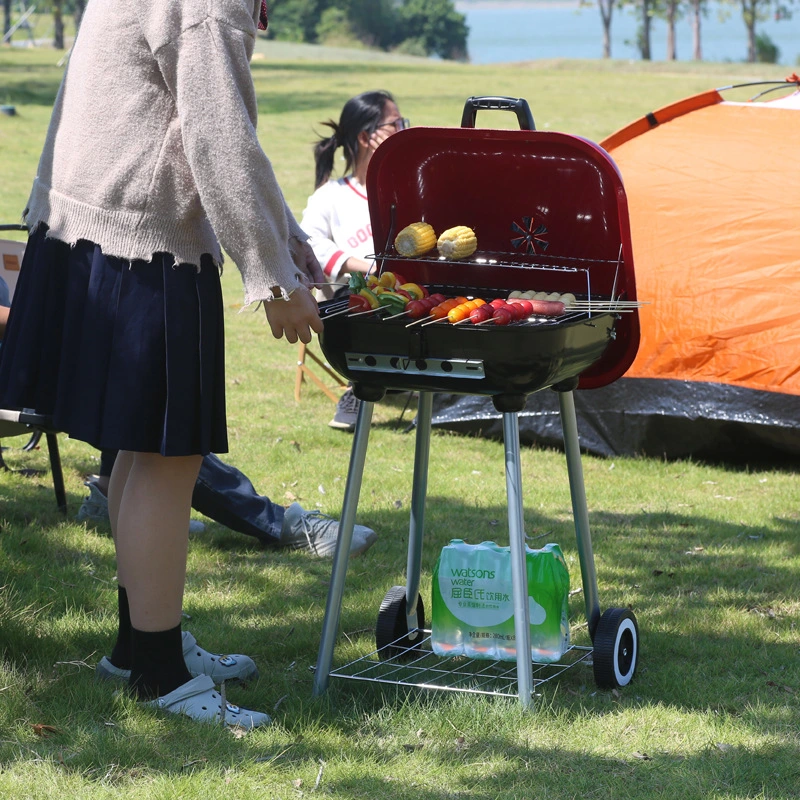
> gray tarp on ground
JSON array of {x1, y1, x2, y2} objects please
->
[{"x1": 430, "y1": 379, "x2": 800, "y2": 464}]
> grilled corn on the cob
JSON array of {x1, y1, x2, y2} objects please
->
[
  {"x1": 394, "y1": 222, "x2": 437, "y2": 257},
  {"x1": 437, "y1": 226, "x2": 477, "y2": 260}
]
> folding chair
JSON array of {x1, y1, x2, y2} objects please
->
[
  {"x1": 294, "y1": 339, "x2": 348, "y2": 404},
  {"x1": 1, "y1": 224, "x2": 68, "y2": 513},
  {"x1": 0, "y1": 227, "x2": 25, "y2": 296},
  {"x1": 0, "y1": 410, "x2": 67, "y2": 513}
]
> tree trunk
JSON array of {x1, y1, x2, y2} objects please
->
[
  {"x1": 3, "y1": 0, "x2": 11, "y2": 38},
  {"x1": 666, "y1": 0, "x2": 678, "y2": 60},
  {"x1": 53, "y1": 0, "x2": 64, "y2": 49},
  {"x1": 741, "y1": 0, "x2": 757, "y2": 62},
  {"x1": 692, "y1": 0, "x2": 702, "y2": 60},
  {"x1": 640, "y1": 0, "x2": 652, "y2": 60},
  {"x1": 74, "y1": 0, "x2": 85, "y2": 33},
  {"x1": 598, "y1": 0, "x2": 613, "y2": 58}
]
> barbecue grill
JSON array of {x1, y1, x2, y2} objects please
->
[{"x1": 312, "y1": 97, "x2": 642, "y2": 706}]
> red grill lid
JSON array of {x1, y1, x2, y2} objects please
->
[{"x1": 366, "y1": 125, "x2": 640, "y2": 388}]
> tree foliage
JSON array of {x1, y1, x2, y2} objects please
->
[
  {"x1": 267, "y1": 0, "x2": 469, "y2": 60},
  {"x1": 589, "y1": 0, "x2": 794, "y2": 63},
  {"x1": 395, "y1": 0, "x2": 469, "y2": 59}
]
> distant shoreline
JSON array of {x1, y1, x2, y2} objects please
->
[{"x1": 455, "y1": 0, "x2": 580, "y2": 8}]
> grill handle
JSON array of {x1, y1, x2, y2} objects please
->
[{"x1": 460, "y1": 96, "x2": 535, "y2": 131}]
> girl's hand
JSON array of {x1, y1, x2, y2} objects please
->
[
  {"x1": 264, "y1": 285, "x2": 323, "y2": 344},
  {"x1": 290, "y1": 238, "x2": 326, "y2": 288},
  {"x1": 343, "y1": 256, "x2": 372, "y2": 275},
  {"x1": 367, "y1": 126, "x2": 392, "y2": 153}
]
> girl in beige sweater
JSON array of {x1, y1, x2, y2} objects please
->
[{"x1": 0, "y1": 0, "x2": 322, "y2": 727}]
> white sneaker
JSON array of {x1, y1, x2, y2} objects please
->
[
  {"x1": 76, "y1": 480, "x2": 111, "y2": 523},
  {"x1": 328, "y1": 388, "x2": 360, "y2": 432},
  {"x1": 142, "y1": 674, "x2": 270, "y2": 728},
  {"x1": 77, "y1": 479, "x2": 206, "y2": 534},
  {"x1": 280, "y1": 502, "x2": 377, "y2": 557},
  {"x1": 95, "y1": 630, "x2": 259, "y2": 684}
]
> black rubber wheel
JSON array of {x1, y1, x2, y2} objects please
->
[
  {"x1": 592, "y1": 607, "x2": 639, "y2": 689},
  {"x1": 375, "y1": 585, "x2": 426, "y2": 661}
]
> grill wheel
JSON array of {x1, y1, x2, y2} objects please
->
[
  {"x1": 592, "y1": 607, "x2": 639, "y2": 688},
  {"x1": 376, "y1": 585, "x2": 426, "y2": 661}
]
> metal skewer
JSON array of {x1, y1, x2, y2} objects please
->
[
  {"x1": 383, "y1": 309, "x2": 411, "y2": 320},
  {"x1": 323, "y1": 306, "x2": 355, "y2": 319},
  {"x1": 421, "y1": 316, "x2": 449, "y2": 327},
  {"x1": 568, "y1": 300, "x2": 646, "y2": 307},
  {"x1": 405, "y1": 315, "x2": 434, "y2": 327},
  {"x1": 349, "y1": 307, "x2": 384, "y2": 318}
]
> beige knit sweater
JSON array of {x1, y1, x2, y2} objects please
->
[{"x1": 24, "y1": 0, "x2": 307, "y2": 306}]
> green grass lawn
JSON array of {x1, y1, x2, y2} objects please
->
[{"x1": 1, "y1": 43, "x2": 798, "y2": 800}]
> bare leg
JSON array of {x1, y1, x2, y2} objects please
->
[
  {"x1": 107, "y1": 450, "x2": 133, "y2": 549},
  {"x1": 101, "y1": 450, "x2": 267, "y2": 718},
  {"x1": 113, "y1": 451, "x2": 202, "y2": 632}
]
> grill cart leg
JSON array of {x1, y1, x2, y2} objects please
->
[
  {"x1": 376, "y1": 392, "x2": 433, "y2": 657},
  {"x1": 502, "y1": 411, "x2": 534, "y2": 708},
  {"x1": 313, "y1": 399, "x2": 375, "y2": 697},
  {"x1": 403, "y1": 391, "x2": 433, "y2": 638},
  {"x1": 557, "y1": 389, "x2": 601, "y2": 640}
]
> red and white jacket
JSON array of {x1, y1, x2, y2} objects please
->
[{"x1": 299, "y1": 177, "x2": 374, "y2": 284}]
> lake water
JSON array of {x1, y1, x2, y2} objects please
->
[{"x1": 455, "y1": 1, "x2": 800, "y2": 65}]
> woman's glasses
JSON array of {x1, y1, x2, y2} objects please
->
[{"x1": 377, "y1": 118, "x2": 410, "y2": 133}]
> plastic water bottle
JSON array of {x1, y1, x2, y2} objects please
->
[
  {"x1": 527, "y1": 543, "x2": 571, "y2": 662},
  {"x1": 430, "y1": 539, "x2": 468, "y2": 657},
  {"x1": 431, "y1": 539, "x2": 570, "y2": 663}
]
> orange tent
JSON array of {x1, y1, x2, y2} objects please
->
[
  {"x1": 604, "y1": 84, "x2": 800, "y2": 396},
  {"x1": 432, "y1": 80, "x2": 800, "y2": 461}
]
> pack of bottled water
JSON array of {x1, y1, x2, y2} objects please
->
[{"x1": 431, "y1": 539, "x2": 570, "y2": 663}]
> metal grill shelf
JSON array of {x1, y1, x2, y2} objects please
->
[
  {"x1": 326, "y1": 632, "x2": 593, "y2": 699},
  {"x1": 372, "y1": 251, "x2": 617, "y2": 271}
]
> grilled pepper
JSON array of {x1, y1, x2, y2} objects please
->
[
  {"x1": 378, "y1": 271, "x2": 397, "y2": 288},
  {"x1": 349, "y1": 272, "x2": 367, "y2": 293},
  {"x1": 399, "y1": 282, "x2": 425, "y2": 301},
  {"x1": 377, "y1": 290, "x2": 408, "y2": 314},
  {"x1": 358, "y1": 287, "x2": 380, "y2": 309},
  {"x1": 348, "y1": 293, "x2": 372, "y2": 313}
]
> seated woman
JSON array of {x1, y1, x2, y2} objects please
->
[
  {"x1": 300, "y1": 90, "x2": 408, "y2": 431},
  {"x1": 0, "y1": 274, "x2": 10, "y2": 336}
]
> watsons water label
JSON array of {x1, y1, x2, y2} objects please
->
[{"x1": 431, "y1": 539, "x2": 570, "y2": 662}]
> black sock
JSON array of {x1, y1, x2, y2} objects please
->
[
  {"x1": 109, "y1": 586, "x2": 132, "y2": 670},
  {"x1": 129, "y1": 623, "x2": 192, "y2": 700}
]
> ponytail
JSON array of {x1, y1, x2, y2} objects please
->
[
  {"x1": 311, "y1": 90, "x2": 395, "y2": 189},
  {"x1": 313, "y1": 124, "x2": 338, "y2": 189}
]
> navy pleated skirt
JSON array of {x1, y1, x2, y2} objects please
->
[{"x1": 0, "y1": 226, "x2": 228, "y2": 456}]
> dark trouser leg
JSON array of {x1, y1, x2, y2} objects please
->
[
  {"x1": 191, "y1": 453, "x2": 285, "y2": 546},
  {"x1": 99, "y1": 449, "x2": 118, "y2": 478}
]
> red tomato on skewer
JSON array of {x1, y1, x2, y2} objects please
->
[
  {"x1": 506, "y1": 302, "x2": 527, "y2": 320},
  {"x1": 469, "y1": 306, "x2": 493, "y2": 324},
  {"x1": 515, "y1": 299, "x2": 534, "y2": 316},
  {"x1": 405, "y1": 299, "x2": 426, "y2": 318},
  {"x1": 492, "y1": 307, "x2": 513, "y2": 325}
]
